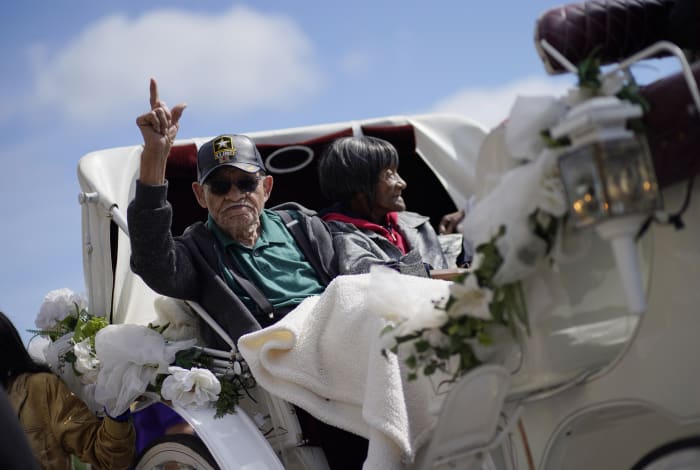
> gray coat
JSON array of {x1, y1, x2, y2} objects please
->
[
  {"x1": 327, "y1": 211, "x2": 449, "y2": 277},
  {"x1": 127, "y1": 181, "x2": 337, "y2": 350}
]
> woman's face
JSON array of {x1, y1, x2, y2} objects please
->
[{"x1": 372, "y1": 167, "x2": 407, "y2": 216}]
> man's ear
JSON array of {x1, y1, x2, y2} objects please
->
[
  {"x1": 262, "y1": 175, "x2": 274, "y2": 202},
  {"x1": 192, "y1": 182, "x2": 208, "y2": 209}
]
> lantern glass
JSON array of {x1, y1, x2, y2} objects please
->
[
  {"x1": 600, "y1": 137, "x2": 659, "y2": 216},
  {"x1": 558, "y1": 144, "x2": 607, "y2": 227},
  {"x1": 559, "y1": 135, "x2": 660, "y2": 228}
]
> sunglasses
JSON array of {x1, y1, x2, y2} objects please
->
[{"x1": 206, "y1": 175, "x2": 263, "y2": 195}]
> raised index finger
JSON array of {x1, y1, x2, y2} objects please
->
[{"x1": 149, "y1": 77, "x2": 160, "y2": 110}]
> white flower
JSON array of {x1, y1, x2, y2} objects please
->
[
  {"x1": 447, "y1": 274, "x2": 493, "y2": 320},
  {"x1": 161, "y1": 366, "x2": 221, "y2": 408},
  {"x1": 73, "y1": 338, "x2": 100, "y2": 385},
  {"x1": 35, "y1": 288, "x2": 87, "y2": 330}
]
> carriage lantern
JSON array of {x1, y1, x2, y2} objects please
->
[{"x1": 550, "y1": 96, "x2": 661, "y2": 314}]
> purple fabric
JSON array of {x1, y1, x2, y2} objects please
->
[{"x1": 133, "y1": 402, "x2": 187, "y2": 454}]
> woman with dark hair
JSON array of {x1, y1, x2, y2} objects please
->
[
  {"x1": 318, "y1": 135, "x2": 451, "y2": 277},
  {"x1": 0, "y1": 311, "x2": 136, "y2": 470}
]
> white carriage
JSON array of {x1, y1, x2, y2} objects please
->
[{"x1": 73, "y1": 4, "x2": 700, "y2": 467}]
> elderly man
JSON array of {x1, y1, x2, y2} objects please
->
[
  {"x1": 127, "y1": 79, "x2": 367, "y2": 469},
  {"x1": 127, "y1": 79, "x2": 337, "y2": 349}
]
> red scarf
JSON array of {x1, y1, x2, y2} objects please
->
[{"x1": 322, "y1": 211, "x2": 408, "y2": 255}]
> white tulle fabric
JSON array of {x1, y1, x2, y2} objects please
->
[
  {"x1": 463, "y1": 96, "x2": 569, "y2": 285},
  {"x1": 93, "y1": 324, "x2": 195, "y2": 416},
  {"x1": 42, "y1": 332, "x2": 102, "y2": 412}
]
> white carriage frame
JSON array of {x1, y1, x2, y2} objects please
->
[{"x1": 76, "y1": 41, "x2": 700, "y2": 468}]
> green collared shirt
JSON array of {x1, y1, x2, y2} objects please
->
[{"x1": 208, "y1": 210, "x2": 324, "y2": 320}]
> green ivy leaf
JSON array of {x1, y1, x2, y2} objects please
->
[
  {"x1": 173, "y1": 348, "x2": 213, "y2": 369},
  {"x1": 476, "y1": 331, "x2": 492, "y2": 345},
  {"x1": 577, "y1": 46, "x2": 602, "y2": 91},
  {"x1": 148, "y1": 322, "x2": 170, "y2": 335},
  {"x1": 540, "y1": 129, "x2": 571, "y2": 149},
  {"x1": 214, "y1": 377, "x2": 244, "y2": 419},
  {"x1": 73, "y1": 315, "x2": 108, "y2": 347},
  {"x1": 414, "y1": 339, "x2": 430, "y2": 353},
  {"x1": 405, "y1": 355, "x2": 417, "y2": 369}
]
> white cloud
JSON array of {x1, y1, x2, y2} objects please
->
[
  {"x1": 431, "y1": 76, "x2": 575, "y2": 130},
  {"x1": 338, "y1": 50, "x2": 371, "y2": 76},
  {"x1": 28, "y1": 6, "x2": 323, "y2": 125}
]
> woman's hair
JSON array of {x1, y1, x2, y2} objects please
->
[
  {"x1": 318, "y1": 136, "x2": 399, "y2": 205},
  {"x1": 0, "y1": 311, "x2": 51, "y2": 389}
]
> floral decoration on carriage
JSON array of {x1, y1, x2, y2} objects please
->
[
  {"x1": 378, "y1": 52, "x2": 663, "y2": 388},
  {"x1": 31, "y1": 287, "x2": 254, "y2": 419}
]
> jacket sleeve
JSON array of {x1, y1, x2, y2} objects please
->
[
  {"x1": 332, "y1": 228, "x2": 429, "y2": 277},
  {"x1": 127, "y1": 180, "x2": 203, "y2": 299},
  {"x1": 44, "y1": 375, "x2": 136, "y2": 470},
  {"x1": 301, "y1": 211, "x2": 339, "y2": 284},
  {"x1": 399, "y1": 211, "x2": 451, "y2": 271}
]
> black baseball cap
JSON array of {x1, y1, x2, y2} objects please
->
[{"x1": 197, "y1": 134, "x2": 265, "y2": 183}]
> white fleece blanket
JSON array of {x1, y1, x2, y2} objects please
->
[{"x1": 238, "y1": 272, "x2": 451, "y2": 469}]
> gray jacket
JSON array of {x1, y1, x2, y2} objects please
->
[
  {"x1": 327, "y1": 211, "x2": 449, "y2": 277},
  {"x1": 127, "y1": 181, "x2": 337, "y2": 350}
]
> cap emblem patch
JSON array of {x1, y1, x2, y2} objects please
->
[{"x1": 213, "y1": 136, "x2": 236, "y2": 163}]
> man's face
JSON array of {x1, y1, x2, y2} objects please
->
[
  {"x1": 192, "y1": 167, "x2": 273, "y2": 240},
  {"x1": 372, "y1": 167, "x2": 407, "y2": 215}
]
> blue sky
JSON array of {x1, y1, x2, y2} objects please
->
[{"x1": 0, "y1": 1, "x2": 674, "y2": 342}]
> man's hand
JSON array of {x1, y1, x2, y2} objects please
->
[{"x1": 135, "y1": 78, "x2": 186, "y2": 185}]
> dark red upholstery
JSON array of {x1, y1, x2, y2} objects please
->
[
  {"x1": 258, "y1": 129, "x2": 353, "y2": 211},
  {"x1": 535, "y1": 0, "x2": 675, "y2": 74},
  {"x1": 640, "y1": 62, "x2": 700, "y2": 189},
  {"x1": 164, "y1": 143, "x2": 207, "y2": 236},
  {"x1": 163, "y1": 126, "x2": 456, "y2": 236}
]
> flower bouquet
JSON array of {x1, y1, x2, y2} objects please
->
[{"x1": 31, "y1": 288, "x2": 255, "y2": 418}]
